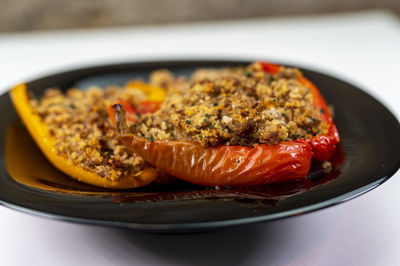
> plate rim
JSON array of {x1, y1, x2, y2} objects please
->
[{"x1": 0, "y1": 176, "x2": 389, "y2": 232}]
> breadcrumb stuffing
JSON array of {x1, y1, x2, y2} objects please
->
[
  {"x1": 133, "y1": 62, "x2": 330, "y2": 147},
  {"x1": 31, "y1": 85, "x2": 152, "y2": 181},
  {"x1": 32, "y1": 62, "x2": 334, "y2": 182}
]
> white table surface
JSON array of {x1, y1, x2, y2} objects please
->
[{"x1": 0, "y1": 11, "x2": 399, "y2": 266}]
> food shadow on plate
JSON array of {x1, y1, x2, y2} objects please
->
[{"x1": 6, "y1": 122, "x2": 345, "y2": 210}]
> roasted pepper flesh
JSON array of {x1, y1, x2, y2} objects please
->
[
  {"x1": 119, "y1": 134, "x2": 313, "y2": 186},
  {"x1": 10, "y1": 83, "x2": 158, "y2": 189},
  {"x1": 298, "y1": 76, "x2": 340, "y2": 161},
  {"x1": 125, "y1": 81, "x2": 167, "y2": 102}
]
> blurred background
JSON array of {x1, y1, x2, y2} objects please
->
[{"x1": 1, "y1": 0, "x2": 399, "y2": 32}]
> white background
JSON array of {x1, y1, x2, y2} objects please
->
[{"x1": 0, "y1": 11, "x2": 399, "y2": 265}]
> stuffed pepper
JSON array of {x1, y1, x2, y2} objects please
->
[
  {"x1": 10, "y1": 79, "x2": 167, "y2": 188},
  {"x1": 111, "y1": 62, "x2": 340, "y2": 187}
]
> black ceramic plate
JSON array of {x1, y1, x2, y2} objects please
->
[{"x1": 1, "y1": 60, "x2": 399, "y2": 233}]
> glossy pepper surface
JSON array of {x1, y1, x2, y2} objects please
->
[
  {"x1": 119, "y1": 134, "x2": 313, "y2": 186},
  {"x1": 10, "y1": 83, "x2": 158, "y2": 188},
  {"x1": 111, "y1": 62, "x2": 340, "y2": 187}
]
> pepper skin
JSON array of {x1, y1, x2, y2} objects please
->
[
  {"x1": 125, "y1": 81, "x2": 167, "y2": 102},
  {"x1": 10, "y1": 83, "x2": 158, "y2": 188},
  {"x1": 259, "y1": 62, "x2": 281, "y2": 74},
  {"x1": 298, "y1": 76, "x2": 340, "y2": 161},
  {"x1": 113, "y1": 105, "x2": 313, "y2": 187}
]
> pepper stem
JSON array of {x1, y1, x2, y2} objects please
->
[{"x1": 113, "y1": 104, "x2": 130, "y2": 134}]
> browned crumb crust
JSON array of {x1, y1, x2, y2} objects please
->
[
  {"x1": 31, "y1": 85, "x2": 149, "y2": 181},
  {"x1": 31, "y1": 62, "x2": 332, "y2": 182},
  {"x1": 132, "y1": 62, "x2": 330, "y2": 147}
]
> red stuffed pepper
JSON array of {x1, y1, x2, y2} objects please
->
[{"x1": 110, "y1": 62, "x2": 339, "y2": 187}]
